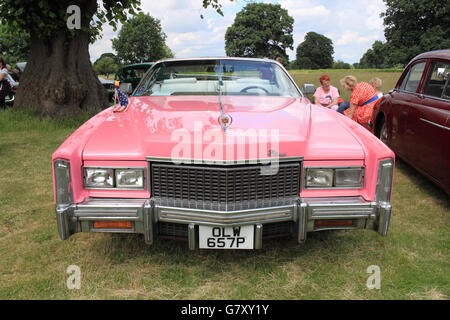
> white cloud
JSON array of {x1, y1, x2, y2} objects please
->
[{"x1": 89, "y1": 0, "x2": 387, "y2": 64}]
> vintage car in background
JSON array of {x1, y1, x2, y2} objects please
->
[
  {"x1": 52, "y1": 57, "x2": 395, "y2": 250},
  {"x1": 98, "y1": 76, "x2": 115, "y2": 101},
  {"x1": 372, "y1": 49, "x2": 450, "y2": 194},
  {"x1": 115, "y1": 62, "x2": 154, "y2": 94}
]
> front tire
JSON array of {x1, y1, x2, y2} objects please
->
[{"x1": 378, "y1": 118, "x2": 388, "y2": 146}]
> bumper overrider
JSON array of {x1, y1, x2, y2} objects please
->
[{"x1": 54, "y1": 159, "x2": 394, "y2": 250}]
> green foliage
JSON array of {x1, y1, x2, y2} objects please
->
[
  {"x1": 112, "y1": 12, "x2": 172, "y2": 64},
  {"x1": 94, "y1": 52, "x2": 120, "y2": 65},
  {"x1": 93, "y1": 57, "x2": 118, "y2": 75},
  {"x1": 296, "y1": 32, "x2": 334, "y2": 69},
  {"x1": 201, "y1": 0, "x2": 234, "y2": 17},
  {"x1": 0, "y1": 0, "x2": 142, "y2": 43},
  {"x1": 224, "y1": 3, "x2": 294, "y2": 60},
  {"x1": 359, "y1": 40, "x2": 392, "y2": 69},
  {"x1": 332, "y1": 60, "x2": 352, "y2": 69},
  {"x1": 381, "y1": 0, "x2": 450, "y2": 66},
  {"x1": 0, "y1": 24, "x2": 30, "y2": 65}
]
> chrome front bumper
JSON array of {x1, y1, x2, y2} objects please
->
[{"x1": 56, "y1": 196, "x2": 392, "y2": 249}]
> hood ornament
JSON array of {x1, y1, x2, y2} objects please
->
[
  {"x1": 218, "y1": 114, "x2": 232, "y2": 132},
  {"x1": 217, "y1": 66, "x2": 231, "y2": 133}
]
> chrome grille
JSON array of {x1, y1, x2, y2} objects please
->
[{"x1": 150, "y1": 162, "x2": 301, "y2": 211}]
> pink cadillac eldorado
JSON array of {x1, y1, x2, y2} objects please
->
[{"x1": 52, "y1": 57, "x2": 394, "y2": 250}]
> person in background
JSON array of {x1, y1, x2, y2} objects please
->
[
  {"x1": 313, "y1": 75, "x2": 340, "y2": 111},
  {"x1": 340, "y1": 75, "x2": 380, "y2": 130},
  {"x1": 275, "y1": 57, "x2": 283, "y2": 65},
  {"x1": 0, "y1": 57, "x2": 10, "y2": 109},
  {"x1": 370, "y1": 77, "x2": 383, "y2": 98}
]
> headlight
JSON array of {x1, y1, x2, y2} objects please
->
[
  {"x1": 305, "y1": 167, "x2": 364, "y2": 189},
  {"x1": 83, "y1": 167, "x2": 146, "y2": 189},
  {"x1": 116, "y1": 169, "x2": 144, "y2": 188},
  {"x1": 334, "y1": 168, "x2": 364, "y2": 188},
  {"x1": 84, "y1": 168, "x2": 114, "y2": 188},
  {"x1": 306, "y1": 168, "x2": 334, "y2": 187}
]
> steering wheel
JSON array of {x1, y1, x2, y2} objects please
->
[{"x1": 240, "y1": 86, "x2": 269, "y2": 94}]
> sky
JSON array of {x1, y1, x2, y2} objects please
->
[{"x1": 89, "y1": 0, "x2": 387, "y2": 64}]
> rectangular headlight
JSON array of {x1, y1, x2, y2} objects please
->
[
  {"x1": 115, "y1": 169, "x2": 144, "y2": 188},
  {"x1": 305, "y1": 167, "x2": 364, "y2": 189},
  {"x1": 334, "y1": 168, "x2": 364, "y2": 188},
  {"x1": 84, "y1": 168, "x2": 114, "y2": 188},
  {"x1": 306, "y1": 168, "x2": 334, "y2": 187}
]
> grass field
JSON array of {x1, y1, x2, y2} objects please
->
[
  {"x1": 289, "y1": 69, "x2": 403, "y2": 101},
  {"x1": 0, "y1": 70, "x2": 448, "y2": 300}
]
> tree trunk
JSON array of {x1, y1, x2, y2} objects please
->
[{"x1": 14, "y1": 1, "x2": 108, "y2": 117}]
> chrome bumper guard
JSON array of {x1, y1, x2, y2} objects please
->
[{"x1": 56, "y1": 196, "x2": 392, "y2": 248}]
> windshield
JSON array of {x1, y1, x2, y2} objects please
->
[{"x1": 134, "y1": 59, "x2": 300, "y2": 97}]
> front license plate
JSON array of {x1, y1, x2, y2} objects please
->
[{"x1": 199, "y1": 225, "x2": 254, "y2": 249}]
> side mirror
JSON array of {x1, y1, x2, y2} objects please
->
[
  {"x1": 119, "y1": 82, "x2": 133, "y2": 95},
  {"x1": 301, "y1": 83, "x2": 316, "y2": 95}
]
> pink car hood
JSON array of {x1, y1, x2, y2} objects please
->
[{"x1": 82, "y1": 96, "x2": 365, "y2": 161}]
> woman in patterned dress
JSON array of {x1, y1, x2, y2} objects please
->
[{"x1": 340, "y1": 75, "x2": 380, "y2": 130}]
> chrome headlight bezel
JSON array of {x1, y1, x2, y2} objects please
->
[
  {"x1": 83, "y1": 167, "x2": 147, "y2": 190},
  {"x1": 305, "y1": 166, "x2": 365, "y2": 189}
]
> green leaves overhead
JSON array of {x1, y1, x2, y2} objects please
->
[
  {"x1": 0, "y1": 0, "x2": 142, "y2": 42},
  {"x1": 380, "y1": 0, "x2": 450, "y2": 66}
]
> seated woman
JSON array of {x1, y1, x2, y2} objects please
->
[
  {"x1": 340, "y1": 75, "x2": 380, "y2": 130},
  {"x1": 370, "y1": 77, "x2": 383, "y2": 98},
  {"x1": 313, "y1": 75, "x2": 340, "y2": 111}
]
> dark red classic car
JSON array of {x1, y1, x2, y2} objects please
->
[{"x1": 372, "y1": 49, "x2": 450, "y2": 194}]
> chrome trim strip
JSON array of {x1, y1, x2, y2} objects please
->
[
  {"x1": 147, "y1": 156, "x2": 303, "y2": 165},
  {"x1": 378, "y1": 203, "x2": 392, "y2": 237},
  {"x1": 419, "y1": 118, "x2": 450, "y2": 131},
  {"x1": 156, "y1": 204, "x2": 296, "y2": 226},
  {"x1": 188, "y1": 224, "x2": 196, "y2": 250},
  {"x1": 297, "y1": 202, "x2": 308, "y2": 243},
  {"x1": 73, "y1": 198, "x2": 146, "y2": 221},
  {"x1": 255, "y1": 224, "x2": 263, "y2": 249}
]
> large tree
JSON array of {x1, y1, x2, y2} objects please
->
[
  {"x1": 295, "y1": 32, "x2": 334, "y2": 69},
  {"x1": 0, "y1": 0, "x2": 229, "y2": 117},
  {"x1": 0, "y1": 0, "x2": 142, "y2": 117},
  {"x1": 381, "y1": 0, "x2": 450, "y2": 66},
  {"x1": 359, "y1": 40, "x2": 391, "y2": 69},
  {"x1": 225, "y1": 3, "x2": 294, "y2": 60},
  {"x1": 93, "y1": 57, "x2": 118, "y2": 75},
  {"x1": 112, "y1": 13, "x2": 171, "y2": 65}
]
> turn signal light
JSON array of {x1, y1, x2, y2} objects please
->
[
  {"x1": 93, "y1": 221, "x2": 132, "y2": 229},
  {"x1": 315, "y1": 220, "x2": 354, "y2": 228}
]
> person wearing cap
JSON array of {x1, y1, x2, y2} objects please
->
[{"x1": 313, "y1": 75, "x2": 340, "y2": 111}]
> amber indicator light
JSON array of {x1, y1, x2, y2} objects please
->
[
  {"x1": 315, "y1": 220, "x2": 354, "y2": 228},
  {"x1": 93, "y1": 221, "x2": 132, "y2": 229}
]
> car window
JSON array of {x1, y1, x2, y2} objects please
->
[
  {"x1": 135, "y1": 59, "x2": 300, "y2": 98},
  {"x1": 422, "y1": 61, "x2": 450, "y2": 100},
  {"x1": 399, "y1": 62, "x2": 426, "y2": 93}
]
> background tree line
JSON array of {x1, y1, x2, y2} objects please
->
[{"x1": 0, "y1": 0, "x2": 448, "y2": 117}]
